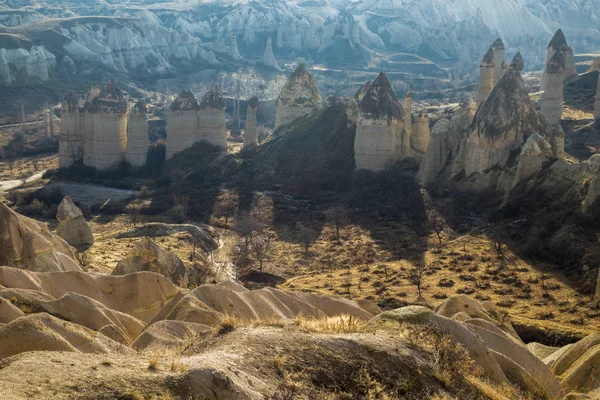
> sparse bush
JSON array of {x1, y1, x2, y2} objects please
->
[{"x1": 215, "y1": 314, "x2": 238, "y2": 335}]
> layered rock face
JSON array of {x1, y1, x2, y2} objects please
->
[
  {"x1": 56, "y1": 196, "x2": 94, "y2": 253},
  {"x1": 476, "y1": 48, "x2": 495, "y2": 105},
  {"x1": 511, "y1": 133, "x2": 554, "y2": 189},
  {"x1": 541, "y1": 51, "x2": 565, "y2": 126},
  {"x1": 198, "y1": 86, "x2": 227, "y2": 150},
  {"x1": 58, "y1": 93, "x2": 83, "y2": 169},
  {"x1": 0, "y1": 202, "x2": 81, "y2": 272},
  {"x1": 354, "y1": 72, "x2": 408, "y2": 171},
  {"x1": 126, "y1": 101, "x2": 149, "y2": 168},
  {"x1": 243, "y1": 96, "x2": 259, "y2": 150},
  {"x1": 411, "y1": 110, "x2": 430, "y2": 153},
  {"x1": 465, "y1": 66, "x2": 549, "y2": 177},
  {"x1": 511, "y1": 52, "x2": 524, "y2": 72},
  {"x1": 166, "y1": 90, "x2": 199, "y2": 160},
  {"x1": 274, "y1": 64, "x2": 322, "y2": 130},
  {"x1": 83, "y1": 81, "x2": 128, "y2": 170}
]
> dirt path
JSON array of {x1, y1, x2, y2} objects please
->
[{"x1": 0, "y1": 170, "x2": 47, "y2": 194}]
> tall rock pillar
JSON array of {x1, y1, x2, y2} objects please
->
[
  {"x1": 244, "y1": 97, "x2": 259, "y2": 150},
  {"x1": 275, "y1": 64, "x2": 322, "y2": 130},
  {"x1": 491, "y1": 38, "x2": 505, "y2": 87},
  {"x1": 354, "y1": 72, "x2": 407, "y2": 171},
  {"x1": 541, "y1": 29, "x2": 569, "y2": 90},
  {"x1": 126, "y1": 101, "x2": 149, "y2": 168},
  {"x1": 476, "y1": 48, "x2": 495, "y2": 105},
  {"x1": 411, "y1": 111, "x2": 430, "y2": 153},
  {"x1": 541, "y1": 51, "x2": 565, "y2": 127},
  {"x1": 404, "y1": 91, "x2": 413, "y2": 136},
  {"x1": 198, "y1": 85, "x2": 227, "y2": 151},
  {"x1": 83, "y1": 81, "x2": 128, "y2": 170},
  {"x1": 166, "y1": 90, "x2": 199, "y2": 160},
  {"x1": 59, "y1": 93, "x2": 83, "y2": 169}
]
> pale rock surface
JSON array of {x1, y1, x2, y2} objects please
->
[
  {"x1": 40, "y1": 292, "x2": 145, "y2": 345},
  {"x1": 527, "y1": 342, "x2": 560, "y2": 361},
  {"x1": 56, "y1": 196, "x2": 94, "y2": 252},
  {"x1": 491, "y1": 38, "x2": 505, "y2": 87},
  {"x1": 262, "y1": 36, "x2": 279, "y2": 70},
  {"x1": 548, "y1": 334, "x2": 600, "y2": 393},
  {"x1": 354, "y1": 71, "x2": 408, "y2": 171},
  {"x1": 541, "y1": 50, "x2": 565, "y2": 126},
  {"x1": 0, "y1": 202, "x2": 81, "y2": 272},
  {"x1": 0, "y1": 313, "x2": 131, "y2": 359},
  {"x1": 511, "y1": 134, "x2": 554, "y2": 189},
  {"x1": 126, "y1": 101, "x2": 149, "y2": 168},
  {"x1": 132, "y1": 320, "x2": 211, "y2": 351},
  {"x1": 274, "y1": 64, "x2": 322, "y2": 130},
  {"x1": 404, "y1": 91, "x2": 413, "y2": 135},
  {"x1": 0, "y1": 267, "x2": 179, "y2": 323},
  {"x1": 112, "y1": 238, "x2": 189, "y2": 288},
  {"x1": 0, "y1": 297, "x2": 24, "y2": 324}
]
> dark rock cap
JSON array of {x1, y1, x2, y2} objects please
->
[
  {"x1": 548, "y1": 29, "x2": 568, "y2": 51},
  {"x1": 481, "y1": 47, "x2": 495, "y2": 67},
  {"x1": 546, "y1": 50, "x2": 566, "y2": 74},
  {"x1": 61, "y1": 92, "x2": 79, "y2": 113},
  {"x1": 199, "y1": 85, "x2": 226, "y2": 110},
  {"x1": 511, "y1": 52, "x2": 524, "y2": 71},
  {"x1": 491, "y1": 38, "x2": 505, "y2": 51},
  {"x1": 359, "y1": 72, "x2": 404, "y2": 121},
  {"x1": 86, "y1": 80, "x2": 128, "y2": 114},
  {"x1": 169, "y1": 90, "x2": 199, "y2": 112},
  {"x1": 247, "y1": 96, "x2": 259, "y2": 109},
  {"x1": 405, "y1": 91, "x2": 413, "y2": 98},
  {"x1": 473, "y1": 66, "x2": 549, "y2": 140}
]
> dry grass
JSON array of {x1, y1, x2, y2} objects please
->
[
  {"x1": 294, "y1": 314, "x2": 366, "y2": 334},
  {"x1": 214, "y1": 314, "x2": 239, "y2": 335},
  {"x1": 147, "y1": 357, "x2": 159, "y2": 371}
]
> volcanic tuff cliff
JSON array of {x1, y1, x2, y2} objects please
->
[{"x1": 274, "y1": 64, "x2": 322, "y2": 129}]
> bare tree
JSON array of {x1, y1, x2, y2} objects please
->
[
  {"x1": 326, "y1": 204, "x2": 348, "y2": 244},
  {"x1": 427, "y1": 210, "x2": 445, "y2": 247},
  {"x1": 235, "y1": 213, "x2": 261, "y2": 248},
  {"x1": 251, "y1": 234, "x2": 272, "y2": 273},
  {"x1": 296, "y1": 222, "x2": 317, "y2": 255},
  {"x1": 408, "y1": 261, "x2": 428, "y2": 301}
]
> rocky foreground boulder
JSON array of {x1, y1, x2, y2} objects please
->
[
  {"x1": 0, "y1": 202, "x2": 81, "y2": 272},
  {"x1": 55, "y1": 196, "x2": 94, "y2": 252},
  {"x1": 112, "y1": 238, "x2": 189, "y2": 288}
]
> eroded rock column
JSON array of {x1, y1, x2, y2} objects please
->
[
  {"x1": 244, "y1": 97, "x2": 259, "y2": 150},
  {"x1": 126, "y1": 101, "x2": 149, "y2": 168}
]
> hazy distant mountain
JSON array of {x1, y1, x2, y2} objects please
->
[{"x1": 0, "y1": 0, "x2": 599, "y2": 90}]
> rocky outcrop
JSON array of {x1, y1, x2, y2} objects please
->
[
  {"x1": 594, "y1": 73, "x2": 600, "y2": 120},
  {"x1": 243, "y1": 97, "x2": 259, "y2": 150},
  {"x1": 58, "y1": 92, "x2": 83, "y2": 169},
  {"x1": 166, "y1": 90, "x2": 200, "y2": 160},
  {"x1": 0, "y1": 202, "x2": 81, "y2": 273},
  {"x1": 126, "y1": 101, "x2": 149, "y2": 168},
  {"x1": 476, "y1": 47, "x2": 495, "y2": 105},
  {"x1": 541, "y1": 50, "x2": 565, "y2": 126},
  {"x1": 511, "y1": 134, "x2": 554, "y2": 189},
  {"x1": 55, "y1": 196, "x2": 94, "y2": 253},
  {"x1": 354, "y1": 72, "x2": 408, "y2": 171},
  {"x1": 112, "y1": 238, "x2": 188, "y2": 288},
  {"x1": 274, "y1": 64, "x2": 322, "y2": 130},
  {"x1": 465, "y1": 66, "x2": 549, "y2": 178},
  {"x1": 82, "y1": 81, "x2": 128, "y2": 170},
  {"x1": 354, "y1": 81, "x2": 371, "y2": 103},
  {"x1": 198, "y1": 86, "x2": 227, "y2": 150},
  {"x1": 411, "y1": 110, "x2": 430, "y2": 153}
]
